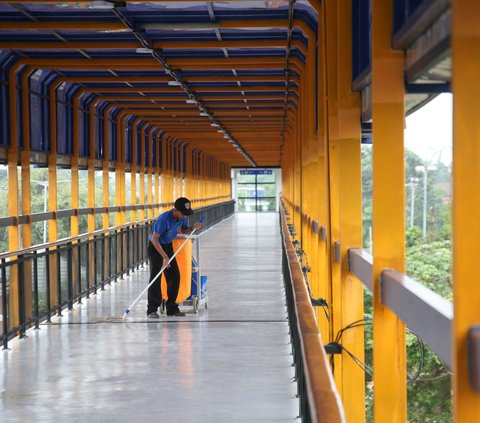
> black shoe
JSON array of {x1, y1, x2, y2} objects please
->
[
  {"x1": 167, "y1": 310, "x2": 186, "y2": 317},
  {"x1": 147, "y1": 312, "x2": 160, "y2": 319}
]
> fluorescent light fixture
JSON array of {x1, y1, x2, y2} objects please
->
[
  {"x1": 199, "y1": 112, "x2": 208, "y2": 116},
  {"x1": 185, "y1": 99, "x2": 196, "y2": 104},
  {"x1": 168, "y1": 81, "x2": 181, "y2": 86},
  {"x1": 223, "y1": 135, "x2": 230, "y2": 139},
  {"x1": 217, "y1": 129, "x2": 225, "y2": 133},
  {"x1": 135, "y1": 47, "x2": 152, "y2": 54},
  {"x1": 210, "y1": 123, "x2": 219, "y2": 127},
  {"x1": 90, "y1": 0, "x2": 116, "y2": 9}
]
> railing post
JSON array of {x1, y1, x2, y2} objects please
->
[
  {"x1": 45, "y1": 249, "x2": 51, "y2": 322},
  {"x1": 77, "y1": 242, "x2": 82, "y2": 304},
  {"x1": 85, "y1": 242, "x2": 90, "y2": 299},
  {"x1": 100, "y1": 234, "x2": 105, "y2": 291},
  {"x1": 18, "y1": 256, "x2": 26, "y2": 338},
  {"x1": 2, "y1": 259, "x2": 9, "y2": 349},
  {"x1": 67, "y1": 243, "x2": 73, "y2": 310},
  {"x1": 56, "y1": 249, "x2": 62, "y2": 316},
  {"x1": 33, "y1": 252, "x2": 40, "y2": 329},
  {"x1": 93, "y1": 238, "x2": 97, "y2": 294},
  {"x1": 126, "y1": 228, "x2": 130, "y2": 276}
]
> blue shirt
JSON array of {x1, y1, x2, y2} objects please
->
[{"x1": 149, "y1": 209, "x2": 189, "y2": 244}]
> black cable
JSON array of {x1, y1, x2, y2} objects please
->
[
  {"x1": 340, "y1": 344, "x2": 373, "y2": 377},
  {"x1": 407, "y1": 331, "x2": 425, "y2": 383}
]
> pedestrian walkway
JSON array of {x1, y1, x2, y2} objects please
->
[{"x1": 1, "y1": 213, "x2": 298, "y2": 423}]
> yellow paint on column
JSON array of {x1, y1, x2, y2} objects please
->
[
  {"x1": 71, "y1": 93, "x2": 81, "y2": 237},
  {"x1": 452, "y1": 0, "x2": 480, "y2": 419},
  {"x1": 20, "y1": 68, "x2": 34, "y2": 320},
  {"x1": 146, "y1": 127, "x2": 154, "y2": 219},
  {"x1": 102, "y1": 106, "x2": 111, "y2": 230},
  {"x1": 139, "y1": 123, "x2": 146, "y2": 222},
  {"x1": 88, "y1": 102, "x2": 96, "y2": 234},
  {"x1": 372, "y1": 0, "x2": 406, "y2": 421},
  {"x1": 48, "y1": 81, "x2": 60, "y2": 309},
  {"x1": 325, "y1": 0, "x2": 342, "y2": 386},
  {"x1": 336, "y1": 1, "x2": 365, "y2": 421}
]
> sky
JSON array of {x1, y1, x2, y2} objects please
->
[{"x1": 404, "y1": 93, "x2": 453, "y2": 165}]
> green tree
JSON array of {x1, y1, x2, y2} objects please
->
[{"x1": 361, "y1": 145, "x2": 452, "y2": 421}]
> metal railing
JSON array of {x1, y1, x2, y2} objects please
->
[
  {"x1": 348, "y1": 248, "x2": 453, "y2": 368},
  {"x1": 280, "y1": 206, "x2": 345, "y2": 423},
  {"x1": 0, "y1": 200, "x2": 234, "y2": 349}
]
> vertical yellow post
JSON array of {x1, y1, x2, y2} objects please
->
[
  {"x1": 337, "y1": 1, "x2": 364, "y2": 420},
  {"x1": 71, "y1": 91, "x2": 83, "y2": 237},
  {"x1": 154, "y1": 132, "x2": 160, "y2": 216},
  {"x1": 88, "y1": 101, "x2": 96, "y2": 234},
  {"x1": 130, "y1": 119, "x2": 139, "y2": 222},
  {"x1": 21, "y1": 68, "x2": 34, "y2": 320},
  {"x1": 103, "y1": 105, "x2": 111, "y2": 230},
  {"x1": 71, "y1": 92, "x2": 81, "y2": 298},
  {"x1": 87, "y1": 101, "x2": 96, "y2": 289},
  {"x1": 146, "y1": 127, "x2": 154, "y2": 219},
  {"x1": 7, "y1": 67, "x2": 20, "y2": 328},
  {"x1": 372, "y1": 0, "x2": 406, "y2": 421},
  {"x1": 452, "y1": 0, "x2": 480, "y2": 419},
  {"x1": 325, "y1": 0, "x2": 342, "y2": 375},
  {"x1": 115, "y1": 113, "x2": 127, "y2": 227},
  {"x1": 48, "y1": 81, "x2": 60, "y2": 243},
  {"x1": 139, "y1": 123, "x2": 146, "y2": 222},
  {"x1": 48, "y1": 80, "x2": 60, "y2": 309},
  {"x1": 316, "y1": 0, "x2": 330, "y2": 341}
]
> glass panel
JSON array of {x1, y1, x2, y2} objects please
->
[
  {"x1": 78, "y1": 170, "x2": 88, "y2": 208},
  {"x1": 0, "y1": 165, "x2": 7, "y2": 218},
  {"x1": 257, "y1": 173, "x2": 275, "y2": 183},
  {"x1": 237, "y1": 173, "x2": 255, "y2": 183},
  {"x1": 94, "y1": 170, "x2": 102, "y2": 207},
  {"x1": 109, "y1": 171, "x2": 115, "y2": 207},
  {"x1": 57, "y1": 168, "x2": 71, "y2": 211},
  {"x1": 31, "y1": 167, "x2": 49, "y2": 214}
]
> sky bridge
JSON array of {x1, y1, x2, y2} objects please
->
[{"x1": 0, "y1": 1, "x2": 479, "y2": 421}]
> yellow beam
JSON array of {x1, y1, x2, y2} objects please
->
[
  {"x1": 371, "y1": 0, "x2": 406, "y2": 421},
  {"x1": 452, "y1": 0, "x2": 480, "y2": 419},
  {"x1": 337, "y1": 1, "x2": 364, "y2": 420}
]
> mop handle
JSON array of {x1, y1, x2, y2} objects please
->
[{"x1": 122, "y1": 227, "x2": 198, "y2": 318}]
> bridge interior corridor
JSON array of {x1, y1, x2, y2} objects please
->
[{"x1": 1, "y1": 213, "x2": 298, "y2": 422}]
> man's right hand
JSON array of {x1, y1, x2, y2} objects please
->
[{"x1": 163, "y1": 257, "x2": 170, "y2": 269}]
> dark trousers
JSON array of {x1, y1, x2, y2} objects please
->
[{"x1": 147, "y1": 241, "x2": 181, "y2": 314}]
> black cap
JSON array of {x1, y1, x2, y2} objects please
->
[{"x1": 174, "y1": 197, "x2": 193, "y2": 216}]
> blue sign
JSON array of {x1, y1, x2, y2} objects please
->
[{"x1": 240, "y1": 170, "x2": 273, "y2": 175}]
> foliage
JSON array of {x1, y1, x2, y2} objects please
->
[{"x1": 361, "y1": 146, "x2": 452, "y2": 421}]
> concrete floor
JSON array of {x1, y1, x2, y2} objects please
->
[{"x1": 1, "y1": 213, "x2": 298, "y2": 423}]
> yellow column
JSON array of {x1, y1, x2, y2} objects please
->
[
  {"x1": 71, "y1": 91, "x2": 83, "y2": 237},
  {"x1": 139, "y1": 123, "x2": 146, "y2": 221},
  {"x1": 146, "y1": 127, "x2": 154, "y2": 219},
  {"x1": 372, "y1": 0, "x2": 406, "y2": 421},
  {"x1": 21, "y1": 68, "x2": 34, "y2": 320},
  {"x1": 325, "y1": 0, "x2": 342, "y2": 372},
  {"x1": 153, "y1": 132, "x2": 160, "y2": 216},
  {"x1": 48, "y1": 80, "x2": 60, "y2": 309},
  {"x1": 88, "y1": 101, "x2": 96, "y2": 234},
  {"x1": 452, "y1": 0, "x2": 480, "y2": 419},
  {"x1": 337, "y1": 3, "x2": 364, "y2": 419},
  {"x1": 48, "y1": 81, "x2": 60, "y2": 242},
  {"x1": 316, "y1": 0, "x2": 330, "y2": 340},
  {"x1": 103, "y1": 105, "x2": 112, "y2": 230},
  {"x1": 130, "y1": 119, "x2": 139, "y2": 222},
  {"x1": 87, "y1": 101, "x2": 96, "y2": 290},
  {"x1": 6, "y1": 65, "x2": 21, "y2": 328}
]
